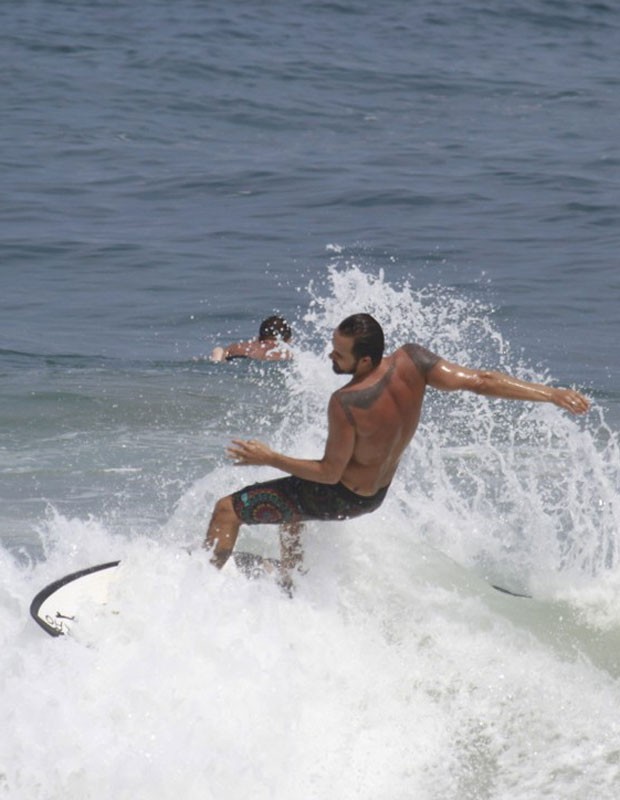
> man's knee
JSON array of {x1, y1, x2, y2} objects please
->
[
  {"x1": 205, "y1": 495, "x2": 241, "y2": 568},
  {"x1": 212, "y1": 495, "x2": 238, "y2": 523}
]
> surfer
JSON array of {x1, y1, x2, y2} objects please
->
[
  {"x1": 204, "y1": 313, "x2": 590, "y2": 584},
  {"x1": 209, "y1": 315, "x2": 292, "y2": 362}
]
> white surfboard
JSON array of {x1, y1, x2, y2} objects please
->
[
  {"x1": 30, "y1": 552, "x2": 281, "y2": 637},
  {"x1": 30, "y1": 561, "x2": 121, "y2": 637}
]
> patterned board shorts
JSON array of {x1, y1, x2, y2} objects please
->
[{"x1": 231, "y1": 475, "x2": 389, "y2": 526}]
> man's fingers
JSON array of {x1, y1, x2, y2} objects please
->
[
  {"x1": 227, "y1": 441, "x2": 246, "y2": 462},
  {"x1": 561, "y1": 389, "x2": 590, "y2": 415},
  {"x1": 227, "y1": 439, "x2": 260, "y2": 464}
]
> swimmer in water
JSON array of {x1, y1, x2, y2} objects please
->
[{"x1": 210, "y1": 315, "x2": 292, "y2": 362}]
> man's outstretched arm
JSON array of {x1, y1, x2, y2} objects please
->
[{"x1": 427, "y1": 359, "x2": 590, "y2": 415}]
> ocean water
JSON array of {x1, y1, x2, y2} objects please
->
[{"x1": 2, "y1": 1, "x2": 620, "y2": 797}]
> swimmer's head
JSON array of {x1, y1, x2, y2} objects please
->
[{"x1": 259, "y1": 316, "x2": 292, "y2": 342}]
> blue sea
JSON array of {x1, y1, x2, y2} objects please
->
[{"x1": 2, "y1": 1, "x2": 620, "y2": 797}]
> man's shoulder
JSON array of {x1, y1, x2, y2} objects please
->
[
  {"x1": 396, "y1": 343, "x2": 441, "y2": 376},
  {"x1": 331, "y1": 363, "x2": 398, "y2": 422},
  {"x1": 331, "y1": 385, "x2": 350, "y2": 405}
]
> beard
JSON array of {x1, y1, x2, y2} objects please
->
[{"x1": 332, "y1": 359, "x2": 358, "y2": 376}]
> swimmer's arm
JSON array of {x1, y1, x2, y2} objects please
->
[
  {"x1": 427, "y1": 359, "x2": 590, "y2": 415},
  {"x1": 227, "y1": 395, "x2": 355, "y2": 483}
]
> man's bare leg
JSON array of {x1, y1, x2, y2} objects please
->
[
  {"x1": 279, "y1": 521, "x2": 304, "y2": 594},
  {"x1": 203, "y1": 495, "x2": 241, "y2": 569}
]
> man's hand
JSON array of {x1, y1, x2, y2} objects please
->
[
  {"x1": 227, "y1": 439, "x2": 274, "y2": 466},
  {"x1": 550, "y1": 387, "x2": 590, "y2": 415}
]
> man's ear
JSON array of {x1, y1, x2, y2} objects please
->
[{"x1": 357, "y1": 355, "x2": 373, "y2": 373}]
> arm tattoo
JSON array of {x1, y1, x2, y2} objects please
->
[{"x1": 403, "y1": 343, "x2": 440, "y2": 376}]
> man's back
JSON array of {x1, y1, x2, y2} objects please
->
[
  {"x1": 335, "y1": 345, "x2": 436, "y2": 494},
  {"x1": 211, "y1": 338, "x2": 291, "y2": 362}
]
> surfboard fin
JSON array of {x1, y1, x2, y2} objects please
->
[{"x1": 491, "y1": 583, "x2": 532, "y2": 599}]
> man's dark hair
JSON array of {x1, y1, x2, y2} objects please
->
[
  {"x1": 337, "y1": 313, "x2": 384, "y2": 366},
  {"x1": 259, "y1": 315, "x2": 292, "y2": 342}
]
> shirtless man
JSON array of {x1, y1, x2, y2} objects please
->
[
  {"x1": 204, "y1": 313, "x2": 590, "y2": 577},
  {"x1": 210, "y1": 315, "x2": 292, "y2": 362}
]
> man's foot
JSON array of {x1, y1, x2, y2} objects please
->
[{"x1": 232, "y1": 551, "x2": 281, "y2": 579}]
